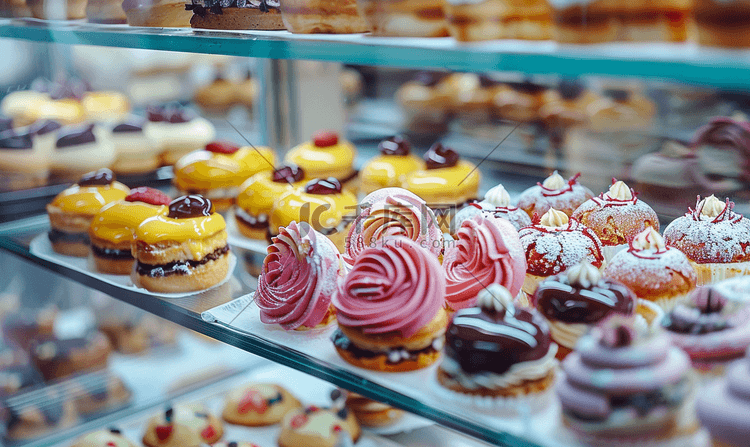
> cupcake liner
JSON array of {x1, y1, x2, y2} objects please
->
[
  {"x1": 602, "y1": 244, "x2": 628, "y2": 264},
  {"x1": 692, "y1": 260, "x2": 750, "y2": 286},
  {"x1": 652, "y1": 292, "x2": 692, "y2": 313},
  {"x1": 637, "y1": 299, "x2": 665, "y2": 329},
  {"x1": 522, "y1": 274, "x2": 545, "y2": 300}
]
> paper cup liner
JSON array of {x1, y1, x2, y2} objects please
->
[
  {"x1": 602, "y1": 243, "x2": 628, "y2": 264},
  {"x1": 651, "y1": 291, "x2": 692, "y2": 313},
  {"x1": 637, "y1": 299, "x2": 665, "y2": 328},
  {"x1": 522, "y1": 274, "x2": 545, "y2": 300},
  {"x1": 692, "y1": 261, "x2": 750, "y2": 286}
]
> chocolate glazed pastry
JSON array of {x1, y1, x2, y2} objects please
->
[{"x1": 188, "y1": 0, "x2": 285, "y2": 29}]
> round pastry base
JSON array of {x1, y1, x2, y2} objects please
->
[
  {"x1": 190, "y1": 7, "x2": 286, "y2": 30},
  {"x1": 51, "y1": 239, "x2": 90, "y2": 257},
  {"x1": 132, "y1": 254, "x2": 229, "y2": 293},
  {"x1": 334, "y1": 344, "x2": 440, "y2": 373}
]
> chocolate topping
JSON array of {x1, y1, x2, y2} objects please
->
[
  {"x1": 0, "y1": 117, "x2": 13, "y2": 133},
  {"x1": 604, "y1": 89, "x2": 630, "y2": 102},
  {"x1": 206, "y1": 140, "x2": 240, "y2": 154},
  {"x1": 78, "y1": 168, "x2": 115, "y2": 186},
  {"x1": 48, "y1": 229, "x2": 90, "y2": 244},
  {"x1": 305, "y1": 178, "x2": 342, "y2": 195},
  {"x1": 0, "y1": 132, "x2": 33, "y2": 150},
  {"x1": 228, "y1": 443, "x2": 238, "y2": 447},
  {"x1": 424, "y1": 143, "x2": 459, "y2": 169},
  {"x1": 165, "y1": 407, "x2": 173, "y2": 422},
  {"x1": 379, "y1": 136, "x2": 411, "y2": 156},
  {"x1": 508, "y1": 80, "x2": 545, "y2": 95},
  {"x1": 272, "y1": 165, "x2": 305, "y2": 183},
  {"x1": 109, "y1": 427, "x2": 122, "y2": 434},
  {"x1": 146, "y1": 105, "x2": 193, "y2": 124},
  {"x1": 168, "y1": 195, "x2": 213, "y2": 219},
  {"x1": 112, "y1": 121, "x2": 144, "y2": 133},
  {"x1": 559, "y1": 79, "x2": 584, "y2": 100},
  {"x1": 56, "y1": 124, "x2": 96, "y2": 149},
  {"x1": 413, "y1": 71, "x2": 447, "y2": 87},
  {"x1": 32, "y1": 120, "x2": 61, "y2": 136},
  {"x1": 92, "y1": 245, "x2": 133, "y2": 261},
  {"x1": 534, "y1": 276, "x2": 635, "y2": 324},
  {"x1": 445, "y1": 305, "x2": 550, "y2": 375},
  {"x1": 479, "y1": 75, "x2": 500, "y2": 89},
  {"x1": 136, "y1": 245, "x2": 229, "y2": 277}
]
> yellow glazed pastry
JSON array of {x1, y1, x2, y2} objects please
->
[
  {"x1": 89, "y1": 187, "x2": 171, "y2": 275},
  {"x1": 402, "y1": 143, "x2": 480, "y2": 232},
  {"x1": 173, "y1": 141, "x2": 275, "y2": 212},
  {"x1": 81, "y1": 91, "x2": 131, "y2": 124},
  {"x1": 284, "y1": 131, "x2": 358, "y2": 192},
  {"x1": 235, "y1": 165, "x2": 306, "y2": 241},
  {"x1": 360, "y1": 136, "x2": 422, "y2": 194},
  {"x1": 133, "y1": 195, "x2": 230, "y2": 293},
  {"x1": 47, "y1": 169, "x2": 130, "y2": 257},
  {"x1": 270, "y1": 178, "x2": 357, "y2": 253}
]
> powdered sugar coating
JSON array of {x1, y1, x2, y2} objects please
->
[
  {"x1": 604, "y1": 245, "x2": 696, "y2": 301},
  {"x1": 663, "y1": 197, "x2": 750, "y2": 264},
  {"x1": 517, "y1": 173, "x2": 593, "y2": 218},
  {"x1": 519, "y1": 218, "x2": 604, "y2": 277},
  {"x1": 453, "y1": 202, "x2": 531, "y2": 232}
]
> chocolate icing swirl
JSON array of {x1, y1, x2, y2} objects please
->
[
  {"x1": 168, "y1": 195, "x2": 213, "y2": 219},
  {"x1": 78, "y1": 168, "x2": 115, "y2": 186},
  {"x1": 424, "y1": 143, "x2": 459, "y2": 169},
  {"x1": 272, "y1": 165, "x2": 304, "y2": 183},
  {"x1": 56, "y1": 125, "x2": 96, "y2": 149},
  {"x1": 378, "y1": 136, "x2": 410, "y2": 156}
]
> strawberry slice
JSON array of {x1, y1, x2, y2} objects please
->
[
  {"x1": 201, "y1": 425, "x2": 216, "y2": 440},
  {"x1": 290, "y1": 414, "x2": 308, "y2": 429},
  {"x1": 313, "y1": 131, "x2": 338, "y2": 147},
  {"x1": 155, "y1": 425, "x2": 173, "y2": 441},
  {"x1": 125, "y1": 187, "x2": 171, "y2": 206},
  {"x1": 238, "y1": 389, "x2": 268, "y2": 414},
  {"x1": 206, "y1": 141, "x2": 240, "y2": 154}
]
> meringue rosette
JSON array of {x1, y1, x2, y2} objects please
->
[
  {"x1": 257, "y1": 221, "x2": 342, "y2": 331},
  {"x1": 443, "y1": 215, "x2": 526, "y2": 311}
]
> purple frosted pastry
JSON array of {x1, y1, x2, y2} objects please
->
[
  {"x1": 557, "y1": 316, "x2": 695, "y2": 440},
  {"x1": 663, "y1": 285, "x2": 750, "y2": 375},
  {"x1": 697, "y1": 347, "x2": 750, "y2": 447}
]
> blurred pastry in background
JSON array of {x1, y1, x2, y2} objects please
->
[
  {"x1": 360, "y1": 136, "x2": 422, "y2": 194},
  {"x1": 142, "y1": 404, "x2": 224, "y2": 447},
  {"x1": 340, "y1": 68, "x2": 363, "y2": 106},
  {"x1": 2, "y1": 308, "x2": 56, "y2": 351},
  {"x1": 396, "y1": 71, "x2": 451, "y2": 135},
  {"x1": 492, "y1": 80, "x2": 547, "y2": 123},
  {"x1": 0, "y1": 129, "x2": 50, "y2": 190},
  {"x1": 73, "y1": 373, "x2": 132, "y2": 415},
  {"x1": 692, "y1": 115, "x2": 750, "y2": 186},
  {"x1": 188, "y1": 0, "x2": 285, "y2": 30},
  {"x1": 285, "y1": 131, "x2": 358, "y2": 192},
  {"x1": 85, "y1": 0, "x2": 127, "y2": 22},
  {"x1": 694, "y1": 0, "x2": 750, "y2": 47},
  {"x1": 30, "y1": 331, "x2": 112, "y2": 381},
  {"x1": 586, "y1": 88, "x2": 655, "y2": 132},
  {"x1": 70, "y1": 428, "x2": 138, "y2": 447},
  {"x1": 357, "y1": 0, "x2": 449, "y2": 37},
  {"x1": 4, "y1": 386, "x2": 79, "y2": 441},
  {"x1": 81, "y1": 91, "x2": 130, "y2": 123},
  {"x1": 193, "y1": 73, "x2": 236, "y2": 114},
  {"x1": 222, "y1": 383, "x2": 301, "y2": 426},
  {"x1": 26, "y1": 0, "x2": 87, "y2": 19},
  {"x1": 0, "y1": 363, "x2": 44, "y2": 398},
  {"x1": 110, "y1": 118, "x2": 161, "y2": 175},
  {"x1": 445, "y1": 0, "x2": 504, "y2": 41},
  {"x1": 99, "y1": 312, "x2": 179, "y2": 354},
  {"x1": 0, "y1": 0, "x2": 31, "y2": 17},
  {"x1": 500, "y1": 0, "x2": 553, "y2": 40},
  {"x1": 143, "y1": 105, "x2": 216, "y2": 165},
  {"x1": 539, "y1": 78, "x2": 593, "y2": 150},
  {"x1": 346, "y1": 392, "x2": 404, "y2": 427},
  {"x1": 50, "y1": 124, "x2": 117, "y2": 177},
  {"x1": 235, "y1": 69, "x2": 258, "y2": 110},
  {"x1": 279, "y1": 0, "x2": 369, "y2": 33},
  {"x1": 450, "y1": 73, "x2": 504, "y2": 125},
  {"x1": 549, "y1": 0, "x2": 620, "y2": 43},
  {"x1": 122, "y1": 0, "x2": 192, "y2": 27},
  {"x1": 278, "y1": 391, "x2": 360, "y2": 447},
  {"x1": 620, "y1": 0, "x2": 689, "y2": 42}
]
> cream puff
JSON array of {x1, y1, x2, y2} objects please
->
[
  {"x1": 517, "y1": 171, "x2": 593, "y2": 218},
  {"x1": 110, "y1": 118, "x2": 161, "y2": 175}
]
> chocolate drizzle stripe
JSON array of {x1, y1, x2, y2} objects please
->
[
  {"x1": 331, "y1": 329, "x2": 437, "y2": 363},
  {"x1": 135, "y1": 245, "x2": 229, "y2": 277},
  {"x1": 91, "y1": 245, "x2": 134, "y2": 261},
  {"x1": 48, "y1": 229, "x2": 90, "y2": 244}
]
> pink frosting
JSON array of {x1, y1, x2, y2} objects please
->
[
  {"x1": 257, "y1": 221, "x2": 341, "y2": 330},
  {"x1": 697, "y1": 349, "x2": 750, "y2": 446},
  {"x1": 443, "y1": 215, "x2": 526, "y2": 311},
  {"x1": 344, "y1": 192, "x2": 442, "y2": 265},
  {"x1": 333, "y1": 237, "x2": 445, "y2": 338}
]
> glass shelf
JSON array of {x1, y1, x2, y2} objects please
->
[
  {"x1": 3, "y1": 18, "x2": 750, "y2": 88},
  {"x1": 0, "y1": 215, "x2": 543, "y2": 447}
]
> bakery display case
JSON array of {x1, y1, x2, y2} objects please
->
[{"x1": 2, "y1": 6, "x2": 750, "y2": 447}]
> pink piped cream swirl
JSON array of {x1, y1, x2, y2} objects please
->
[
  {"x1": 344, "y1": 190, "x2": 442, "y2": 264},
  {"x1": 443, "y1": 215, "x2": 527, "y2": 311},
  {"x1": 333, "y1": 237, "x2": 445, "y2": 338},
  {"x1": 257, "y1": 221, "x2": 342, "y2": 330}
]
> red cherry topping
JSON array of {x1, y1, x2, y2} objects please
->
[
  {"x1": 106, "y1": 443, "x2": 116, "y2": 447},
  {"x1": 313, "y1": 131, "x2": 339, "y2": 147},
  {"x1": 238, "y1": 389, "x2": 268, "y2": 414},
  {"x1": 206, "y1": 141, "x2": 240, "y2": 154},
  {"x1": 125, "y1": 187, "x2": 171, "y2": 206},
  {"x1": 290, "y1": 414, "x2": 308, "y2": 429},
  {"x1": 307, "y1": 405, "x2": 319, "y2": 412},
  {"x1": 201, "y1": 425, "x2": 217, "y2": 440},
  {"x1": 155, "y1": 425, "x2": 173, "y2": 441},
  {"x1": 333, "y1": 425, "x2": 342, "y2": 433}
]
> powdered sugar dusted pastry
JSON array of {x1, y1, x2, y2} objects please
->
[
  {"x1": 572, "y1": 179, "x2": 660, "y2": 262},
  {"x1": 122, "y1": 0, "x2": 193, "y2": 26},
  {"x1": 517, "y1": 171, "x2": 593, "y2": 219},
  {"x1": 358, "y1": 0, "x2": 448, "y2": 37},
  {"x1": 453, "y1": 184, "x2": 532, "y2": 234},
  {"x1": 663, "y1": 195, "x2": 750, "y2": 285},
  {"x1": 519, "y1": 209, "x2": 604, "y2": 298},
  {"x1": 143, "y1": 105, "x2": 216, "y2": 165},
  {"x1": 333, "y1": 237, "x2": 447, "y2": 372},
  {"x1": 70, "y1": 428, "x2": 137, "y2": 447},
  {"x1": 222, "y1": 383, "x2": 301, "y2": 426},
  {"x1": 188, "y1": 0, "x2": 285, "y2": 30},
  {"x1": 257, "y1": 221, "x2": 342, "y2": 330},
  {"x1": 443, "y1": 214, "x2": 526, "y2": 311},
  {"x1": 345, "y1": 187, "x2": 443, "y2": 264},
  {"x1": 605, "y1": 228, "x2": 697, "y2": 312},
  {"x1": 280, "y1": 0, "x2": 369, "y2": 33},
  {"x1": 142, "y1": 404, "x2": 223, "y2": 447},
  {"x1": 51, "y1": 124, "x2": 117, "y2": 177}
]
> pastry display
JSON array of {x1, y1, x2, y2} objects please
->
[
  {"x1": 85, "y1": 0, "x2": 128, "y2": 22},
  {"x1": 277, "y1": 390, "x2": 360, "y2": 447},
  {"x1": 5, "y1": 386, "x2": 79, "y2": 441},
  {"x1": 605, "y1": 227, "x2": 697, "y2": 311},
  {"x1": 333, "y1": 236, "x2": 447, "y2": 372},
  {"x1": 345, "y1": 392, "x2": 404, "y2": 427},
  {"x1": 47, "y1": 169, "x2": 130, "y2": 257},
  {"x1": 235, "y1": 165, "x2": 306, "y2": 240},
  {"x1": 222, "y1": 383, "x2": 301, "y2": 426},
  {"x1": 357, "y1": 0, "x2": 448, "y2": 37},
  {"x1": 695, "y1": 0, "x2": 750, "y2": 47},
  {"x1": 0, "y1": 364, "x2": 44, "y2": 397},
  {"x1": 26, "y1": 0, "x2": 86, "y2": 19},
  {"x1": 133, "y1": 195, "x2": 230, "y2": 293},
  {"x1": 663, "y1": 285, "x2": 750, "y2": 375},
  {"x1": 517, "y1": 171, "x2": 593, "y2": 219},
  {"x1": 499, "y1": 0, "x2": 553, "y2": 40},
  {"x1": 549, "y1": 0, "x2": 620, "y2": 44},
  {"x1": 257, "y1": 221, "x2": 342, "y2": 330},
  {"x1": 449, "y1": 73, "x2": 503, "y2": 125},
  {"x1": 2, "y1": 308, "x2": 56, "y2": 351},
  {"x1": 89, "y1": 187, "x2": 171, "y2": 275},
  {"x1": 279, "y1": 0, "x2": 369, "y2": 33},
  {"x1": 444, "y1": 0, "x2": 504, "y2": 41},
  {"x1": 620, "y1": 0, "x2": 689, "y2": 42},
  {"x1": 692, "y1": 116, "x2": 750, "y2": 185},
  {"x1": 142, "y1": 404, "x2": 224, "y2": 447},
  {"x1": 344, "y1": 187, "x2": 443, "y2": 264},
  {"x1": 70, "y1": 428, "x2": 138, "y2": 447},
  {"x1": 73, "y1": 374, "x2": 132, "y2": 415},
  {"x1": 584, "y1": 88, "x2": 655, "y2": 133},
  {"x1": 402, "y1": 143, "x2": 480, "y2": 233},
  {"x1": 438, "y1": 284, "x2": 557, "y2": 409},
  {"x1": 0, "y1": 127, "x2": 51, "y2": 190},
  {"x1": 122, "y1": 0, "x2": 193, "y2": 26},
  {"x1": 533, "y1": 261, "x2": 638, "y2": 359},
  {"x1": 492, "y1": 80, "x2": 548, "y2": 123},
  {"x1": 663, "y1": 195, "x2": 750, "y2": 285},
  {"x1": 143, "y1": 105, "x2": 216, "y2": 165},
  {"x1": 173, "y1": 141, "x2": 275, "y2": 212},
  {"x1": 81, "y1": 92, "x2": 131, "y2": 123},
  {"x1": 453, "y1": 184, "x2": 532, "y2": 233},
  {"x1": 518, "y1": 208, "x2": 604, "y2": 298},
  {"x1": 395, "y1": 71, "x2": 451, "y2": 135},
  {"x1": 1, "y1": 90, "x2": 51, "y2": 127},
  {"x1": 360, "y1": 136, "x2": 422, "y2": 194},
  {"x1": 50, "y1": 124, "x2": 117, "y2": 177},
  {"x1": 187, "y1": 0, "x2": 285, "y2": 30},
  {"x1": 696, "y1": 347, "x2": 750, "y2": 447},
  {"x1": 109, "y1": 118, "x2": 160, "y2": 175},
  {"x1": 558, "y1": 316, "x2": 695, "y2": 441},
  {"x1": 193, "y1": 73, "x2": 236, "y2": 114},
  {"x1": 98, "y1": 312, "x2": 179, "y2": 354},
  {"x1": 443, "y1": 214, "x2": 526, "y2": 311},
  {"x1": 571, "y1": 179, "x2": 659, "y2": 261},
  {"x1": 284, "y1": 131, "x2": 358, "y2": 192},
  {"x1": 30, "y1": 332, "x2": 111, "y2": 381},
  {"x1": 270, "y1": 178, "x2": 357, "y2": 253}
]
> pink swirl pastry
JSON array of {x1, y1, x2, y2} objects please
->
[
  {"x1": 345, "y1": 188, "x2": 442, "y2": 265},
  {"x1": 334, "y1": 236, "x2": 444, "y2": 338},
  {"x1": 558, "y1": 317, "x2": 693, "y2": 439},
  {"x1": 443, "y1": 214, "x2": 526, "y2": 311},
  {"x1": 257, "y1": 221, "x2": 342, "y2": 330}
]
